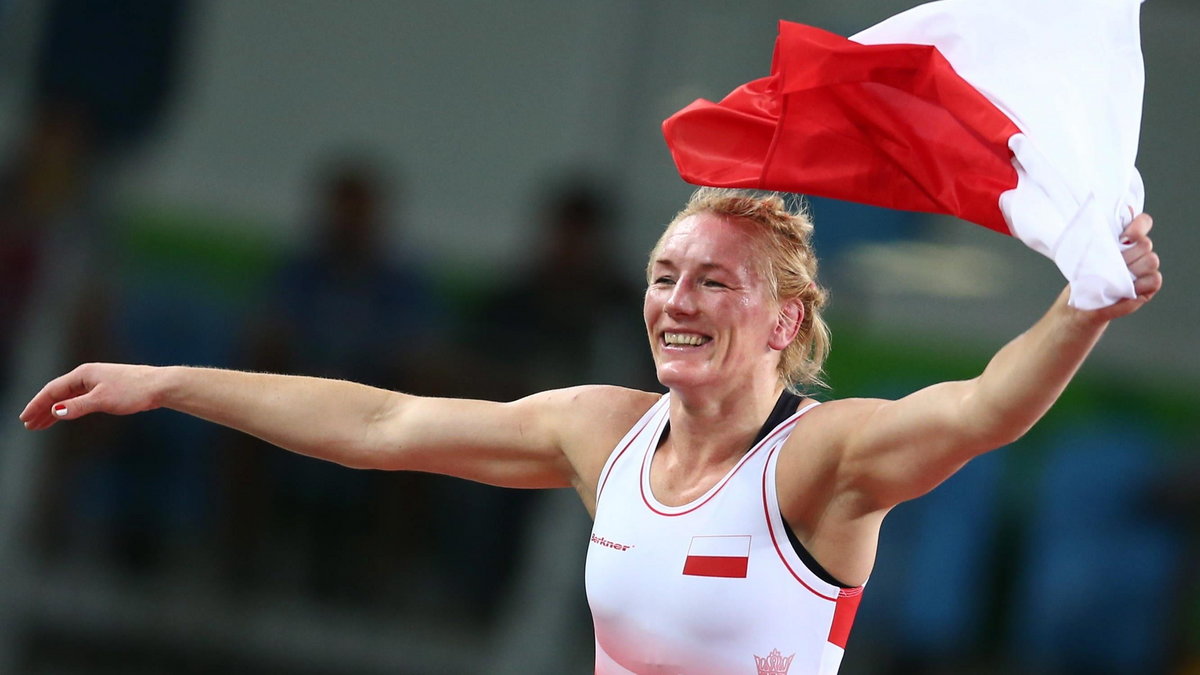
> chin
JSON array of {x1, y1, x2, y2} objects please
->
[{"x1": 655, "y1": 365, "x2": 714, "y2": 391}]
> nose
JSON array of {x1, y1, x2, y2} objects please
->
[{"x1": 664, "y1": 281, "x2": 697, "y2": 317}]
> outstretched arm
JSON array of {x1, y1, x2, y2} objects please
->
[
  {"x1": 829, "y1": 213, "x2": 1162, "y2": 511},
  {"x1": 19, "y1": 364, "x2": 620, "y2": 490}
]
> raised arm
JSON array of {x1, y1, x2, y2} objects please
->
[
  {"x1": 827, "y1": 213, "x2": 1162, "y2": 512},
  {"x1": 19, "y1": 364, "x2": 649, "y2": 493}
]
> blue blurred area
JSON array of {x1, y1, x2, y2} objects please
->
[
  {"x1": 804, "y1": 196, "x2": 924, "y2": 264},
  {"x1": 1008, "y1": 423, "x2": 1185, "y2": 675}
]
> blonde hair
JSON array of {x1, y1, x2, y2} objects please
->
[{"x1": 648, "y1": 188, "x2": 830, "y2": 391}]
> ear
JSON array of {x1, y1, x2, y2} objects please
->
[{"x1": 769, "y1": 298, "x2": 804, "y2": 351}]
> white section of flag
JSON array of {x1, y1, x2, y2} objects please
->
[{"x1": 853, "y1": 0, "x2": 1145, "y2": 309}]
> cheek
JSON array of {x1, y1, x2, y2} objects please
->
[
  {"x1": 727, "y1": 299, "x2": 778, "y2": 349},
  {"x1": 643, "y1": 293, "x2": 661, "y2": 329},
  {"x1": 727, "y1": 294, "x2": 770, "y2": 325}
]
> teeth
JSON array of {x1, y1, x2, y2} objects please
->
[{"x1": 664, "y1": 332, "x2": 708, "y2": 346}]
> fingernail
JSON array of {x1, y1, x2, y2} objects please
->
[
  {"x1": 1120, "y1": 238, "x2": 1132, "y2": 246},
  {"x1": 52, "y1": 404, "x2": 68, "y2": 417}
]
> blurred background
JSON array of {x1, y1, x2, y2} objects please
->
[{"x1": 0, "y1": 0, "x2": 1196, "y2": 673}]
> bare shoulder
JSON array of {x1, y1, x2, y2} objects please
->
[
  {"x1": 525, "y1": 384, "x2": 660, "y2": 511},
  {"x1": 524, "y1": 384, "x2": 659, "y2": 423},
  {"x1": 788, "y1": 397, "x2": 889, "y2": 452},
  {"x1": 777, "y1": 397, "x2": 890, "y2": 504},
  {"x1": 535, "y1": 384, "x2": 661, "y2": 454}
]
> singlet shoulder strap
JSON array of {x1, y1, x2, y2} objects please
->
[
  {"x1": 752, "y1": 390, "x2": 807, "y2": 446},
  {"x1": 595, "y1": 393, "x2": 670, "y2": 501}
]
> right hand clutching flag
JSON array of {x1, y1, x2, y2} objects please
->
[{"x1": 1080, "y1": 212, "x2": 1161, "y2": 324}]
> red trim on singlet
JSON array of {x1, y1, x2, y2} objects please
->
[
  {"x1": 640, "y1": 415, "x2": 802, "y2": 517},
  {"x1": 828, "y1": 586, "x2": 864, "y2": 649},
  {"x1": 761, "y1": 444, "x2": 839, "y2": 602},
  {"x1": 596, "y1": 398, "x2": 666, "y2": 502}
]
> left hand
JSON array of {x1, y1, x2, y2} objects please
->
[{"x1": 1085, "y1": 212, "x2": 1162, "y2": 322}]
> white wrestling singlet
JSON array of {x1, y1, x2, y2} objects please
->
[{"x1": 586, "y1": 394, "x2": 864, "y2": 675}]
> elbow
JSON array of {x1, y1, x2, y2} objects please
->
[
  {"x1": 322, "y1": 441, "x2": 414, "y2": 472},
  {"x1": 959, "y1": 414, "x2": 1032, "y2": 455},
  {"x1": 964, "y1": 403, "x2": 1031, "y2": 451},
  {"x1": 963, "y1": 429, "x2": 1026, "y2": 463},
  {"x1": 971, "y1": 411, "x2": 1037, "y2": 454},
  {"x1": 297, "y1": 439, "x2": 387, "y2": 471},
  {"x1": 354, "y1": 392, "x2": 414, "y2": 471},
  {"x1": 958, "y1": 389, "x2": 1037, "y2": 453}
]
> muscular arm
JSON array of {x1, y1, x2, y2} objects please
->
[
  {"x1": 824, "y1": 214, "x2": 1163, "y2": 512},
  {"x1": 20, "y1": 365, "x2": 648, "y2": 493}
]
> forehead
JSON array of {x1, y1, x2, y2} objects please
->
[{"x1": 654, "y1": 213, "x2": 761, "y2": 272}]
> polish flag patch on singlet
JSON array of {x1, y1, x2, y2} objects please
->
[{"x1": 683, "y1": 535, "x2": 751, "y2": 578}]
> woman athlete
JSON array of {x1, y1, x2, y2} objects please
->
[{"x1": 21, "y1": 188, "x2": 1161, "y2": 674}]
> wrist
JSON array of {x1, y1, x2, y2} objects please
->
[
  {"x1": 151, "y1": 365, "x2": 187, "y2": 410},
  {"x1": 1048, "y1": 296, "x2": 1110, "y2": 349}
]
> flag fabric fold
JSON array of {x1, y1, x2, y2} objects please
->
[{"x1": 662, "y1": 0, "x2": 1146, "y2": 309}]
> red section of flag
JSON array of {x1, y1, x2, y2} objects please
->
[
  {"x1": 827, "y1": 587, "x2": 864, "y2": 649},
  {"x1": 662, "y1": 20, "x2": 1021, "y2": 235},
  {"x1": 683, "y1": 555, "x2": 749, "y2": 579}
]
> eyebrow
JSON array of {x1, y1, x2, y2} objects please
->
[{"x1": 652, "y1": 259, "x2": 736, "y2": 274}]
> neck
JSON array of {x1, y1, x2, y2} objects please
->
[{"x1": 664, "y1": 376, "x2": 785, "y2": 468}]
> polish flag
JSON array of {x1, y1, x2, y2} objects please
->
[
  {"x1": 683, "y1": 535, "x2": 751, "y2": 578},
  {"x1": 663, "y1": 0, "x2": 1146, "y2": 310}
]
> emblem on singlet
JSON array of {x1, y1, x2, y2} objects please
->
[
  {"x1": 754, "y1": 649, "x2": 794, "y2": 675},
  {"x1": 682, "y1": 535, "x2": 751, "y2": 578}
]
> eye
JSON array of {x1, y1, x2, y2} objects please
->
[
  {"x1": 653, "y1": 276, "x2": 676, "y2": 286},
  {"x1": 702, "y1": 278, "x2": 728, "y2": 289}
]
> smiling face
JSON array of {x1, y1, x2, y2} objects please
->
[{"x1": 644, "y1": 212, "x2": 800, "y2": 396}]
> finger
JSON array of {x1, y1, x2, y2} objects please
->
[
  {"x1": 1106, "y1": 296, "x2": 1145, "y2": 317},
  {"x1": 1120, "y1": 213, "x2": 1153, "y2": 244},
  {"x1": 19, "y1": 390, "x2": 71, "y2": 431},
  {"x1": 25, "y1": 368, "x2": 90, "y2": 411},
  {"x1": 1121, "y1": 237, "x2": 1153, "y2": 265},
  {"x1": 24, "y1": 389, "x2": 102, "y2": 431},
  {"x1": 1133, "y1": 270, "x2": 1163, "y2": 299},
  {"x1": 44, "y1": 390, "x2": 99, "y2": 422},
  {"x1": 19, "y1": 385, "x2": 65, "y2": 430},
  {"x1": 20, "y1": 405, "x2": 60, "y2": 431},
  {"x1": 1127, "y1": 251, "x2": 1161, "y2": 278},
  {"x1": 19, "y1": 367, "x2": 93, "y2": 430}
]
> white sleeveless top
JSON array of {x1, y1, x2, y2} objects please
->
[{"x1": 586, "y1": 394, "x2": 864, "y2": 675}]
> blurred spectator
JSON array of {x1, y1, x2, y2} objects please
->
[
  {"x1": 33, "y1": 0, "x2": 189, "y2": 154},
  {"x1": 22, "y1": 0, "x2": 194, "y2": 568},
  {"x1": 476, "y1": 175, "x2": 645, "y2": 396},
  {"x1": 218, "y1": 156, "x2": 451, "y2": 607},
  {"x1": 445, "y1": 175, "x2": 645, "y2": 665},
  {"x1": 0, "y1": 112, "x2": 71, "y2": 382},
  {"x1": 2, "y1": 0, "x2": 189, "y2": 375},
  {"x1": 256, "y1": 158, "x2": 444, "y2": 387}
]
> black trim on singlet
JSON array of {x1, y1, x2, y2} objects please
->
[
  {"x1": 758, "y1": 391, "x2": 855, "y2": 590},
  {"x1": 783, "y1": 520, "x2": 853, "y2": 589},
  {"x1": 752, "y1": 389, "x2": 805, "y2": 445}
]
